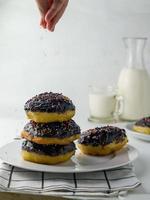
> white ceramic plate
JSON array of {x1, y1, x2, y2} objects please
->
[
  {"x1": 126, "y1": 123, "x2": 150, "y2": 142},
  {"x1": 0, "y1": 140, "x2": 138, "y2": 173}
]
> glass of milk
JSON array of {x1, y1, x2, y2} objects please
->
[{"x1": 88, "y1": 86, "x2": 123, "y2": 123}]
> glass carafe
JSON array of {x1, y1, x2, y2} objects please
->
[{"x1": 117, "y1": 37, "x2": 150, "y2": 120}]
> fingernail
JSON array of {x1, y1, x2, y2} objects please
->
[
  {"x1": 46, "y1": 23, "x2": 53, "y2": 31},
  {"x1": 51, "y1": 27, "x2": 55, "y2": 32},
  {"x1": 50, "y1": 24, "x2": 55, "y2": 31},
  {"x1": 40, "y1": 24, "x2": 46, "y2": 29}
]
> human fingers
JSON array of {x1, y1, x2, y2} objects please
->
[
  {"x1": 48, "y1": 2, "x2": 67, "y2": 31},
  {"x1": 45, "y1": 0, "x2": 68, "y2": 23},
  {"x1": 40, "y1": 18, "x2": 47, "y2": 29},
  {"x1": 36, "y1": 0, "x2": 50, "y2": 29}
]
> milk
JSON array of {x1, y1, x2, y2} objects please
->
[
  {"x1": 118, "y1": 68, "x2": 150, "y2": 120},
  {"x1": 89, "y1": 92, "x2": 116, "y2": 119}
]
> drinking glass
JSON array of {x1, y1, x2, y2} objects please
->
[{"x1": 88, "y1": 86, "x2": 123, "y2": 123}]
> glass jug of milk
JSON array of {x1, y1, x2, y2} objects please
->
[{"x1": 118, "y1": 37, "x2": 150, "y2": 121}]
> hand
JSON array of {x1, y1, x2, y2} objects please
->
[{"x1": 36, "y1": 0, "x2": 69, "y2": 32}]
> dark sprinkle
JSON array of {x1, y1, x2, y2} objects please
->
[
  {"x1": 78, "y1": 126, "x2": 127, "y2": 146},
  {"x1": 24, "y1": 92, "x2": 75, "y2": 113},
  {"x1": 24, "y1": 120, "x2": 81, "y2": 138},
  {"x1": 135, "y1": 116, "x2": 150, "y2": 127},
  {"x1": 22, "y1": 140, "x2": 76, "y2": 156}
]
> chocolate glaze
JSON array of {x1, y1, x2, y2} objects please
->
[
  {"x1": 24, "y1": 92, "x2": 75, "y2": 113},
  {"x1": 135, "y1": 116, "x2": 150, "y2": 127},
  {"x1": 78, "y1": 126, "x2": 127, "y2": 146},
  {"x1": 22, "y1": 140, "x2": 76, "y2": 156},
  {"x1": 24, "y1": 120, "x2": 80, "y2": 138}
]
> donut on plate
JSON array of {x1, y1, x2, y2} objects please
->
[
  {"x1": 24, "y1": 92, "x2": 75, "y2": 123},
  {"x1": 133, "y1": 116, "x2": 150, "y2": 134},
  {"x1": 78, "y1": 126, "x2": 128, "y2": 156},
  {"x1": 21, "y1": 120, "x2": 80, "y2": 145},
  {"x1": 22, "y1": 140, "x2": 75, "y2": 165}
]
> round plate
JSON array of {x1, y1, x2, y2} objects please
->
[
  {"x1": 126, "y1": 123, "x2": 150, "y2": 142},
  {"x1": 0, "y1": 140, "x2": 138, "y2": 173}
]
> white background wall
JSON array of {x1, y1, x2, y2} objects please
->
[{"x1": 0, "y1": 0, "x2": 150, "y2": 119}]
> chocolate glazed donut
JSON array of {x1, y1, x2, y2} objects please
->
[
  {"x1": 21, "y1": 120, "x2": 81, "y2": 145},
  {"x1": 22, "y1": 140, "x2": 76, "y2": 165},
  {"x1": 24, "y1": 92, "x2": 75, "y2": 123},
  {"x1": 22, "y1": 140, "x2": 76, "y2": 156},
  {"x1": 134, "y1": 116, "x2": 150, "y2": 127},
  {"x1": 78, "y1": 126, "x2": 128, "y2": 156},
  {"x1": 133, "y1": 116, "x2": 150, "y2": 134}
]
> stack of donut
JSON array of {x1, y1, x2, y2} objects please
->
[{"x1": 21, "y1": 92, "x2": 81, "y2": 164}]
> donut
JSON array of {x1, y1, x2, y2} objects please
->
[
  {"x1": 133, "y1": 116, "x2": 150, "y2": 134},
  {"x1": 22, "y1": 140, "x2": 75, "y2": 164},
  {"x1": 78, "y1": 126, "x2": 128, "y2": 156},
  {"x1": 21, "y1": 120, "x2": 80, "y2": 145},
  {"x1": 24, "y1": 92, "x2": 75, "y2": 123}
]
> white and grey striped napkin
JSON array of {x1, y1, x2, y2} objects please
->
[{"x1": 0, "y1": 162, "x2": 140, "y2": 199}]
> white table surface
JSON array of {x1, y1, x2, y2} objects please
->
[{"x1": 0, "y1": 116, "x2": 150, "y2": 200}]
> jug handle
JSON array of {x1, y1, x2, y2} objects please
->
[{"x1": 114, "y1": 95, "x2": 124, "y2": 121}]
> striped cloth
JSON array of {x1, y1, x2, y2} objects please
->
[{"x1": 0, "y1": 162, "x2": 140, "y2": 199}]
